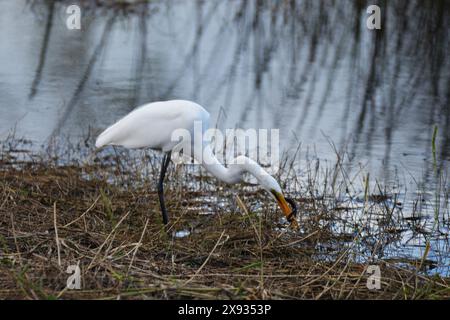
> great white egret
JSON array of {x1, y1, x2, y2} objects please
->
[{"x1": 95, "y1": 100, "x2": 298, "y2": 228}]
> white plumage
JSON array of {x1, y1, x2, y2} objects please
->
[
  {"x1": 95, "y1": 100, "x2": 208, "y2": 151},
  {"x1": 95, "y1": 100, "x2": 297, "y2": 228}
]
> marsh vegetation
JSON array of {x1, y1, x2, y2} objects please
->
[
  {"x1": 0, "y1": 0, "x2": 449, "y2": 299},
  {"x1": 0, "y1": 136, "x2": 448, "y2": 299}
]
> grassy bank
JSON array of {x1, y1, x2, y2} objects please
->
[{"x1": 0, "y1": 138, "x2": 448, "y2": 299}]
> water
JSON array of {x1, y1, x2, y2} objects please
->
[
  {"x1": 0, "y1": 1, "x2": 449, "y2": 273},
  {"x1": 1, "y1": 0, "x2": 449, "y2": 177}
]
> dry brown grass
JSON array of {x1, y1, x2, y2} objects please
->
[{"x1": 0, "y1": 138, "x2": 448, "y2": 300}]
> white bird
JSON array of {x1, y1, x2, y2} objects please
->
[{"x1": 95, "y1": 100, "x2": 297, "y2": 228}]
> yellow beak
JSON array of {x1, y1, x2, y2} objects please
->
[{"x1": 273, "y1": 191, "x2": 299, "y2": 230}]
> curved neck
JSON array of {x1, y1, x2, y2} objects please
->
[{"x1": 195, "y1": 144, "x2": 266, "y2": 185}]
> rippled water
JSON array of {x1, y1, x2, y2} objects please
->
[{"x1": 1, "y1": 0, "x2": 449, "y2": 178}]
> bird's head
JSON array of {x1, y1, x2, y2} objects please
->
[
  {"x1": 259, "y1": 174, "x2": 299, "y2": 229},
  {"x1": 230, "y1": 156, "x2": 298, "y2": 229},
  {"x1": 270, "y1": 189, "x2": 299, "y2": 230}
]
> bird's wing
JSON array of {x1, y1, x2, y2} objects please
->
[{"x1": 95, "y1": 100, "x2": 209, "y2": 150}]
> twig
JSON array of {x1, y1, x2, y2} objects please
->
[
  {"x1": 9, "y1": 210, "x2": 22, "y2": 266},
  {"x1": 53, "y1": 202, "x2": 62, "y2": 267},
  {"x1": 87, "y1": 210, "x2": 131, "y2": 270},
  {"x1": 127, "y1": 218, "x2": 149, "y2": 273},
  {"x1": 236, "y1": 195, "x2": 261, "y2": 244},
  {"x1": 63, "y1": 195, "x2": 100, "y2": 228},
  {"x1": 183, "y1": 230, "x2": 225, "y2": 286}
]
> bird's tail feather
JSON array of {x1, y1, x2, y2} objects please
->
[{"x1": 95, "y1": 124, "x2": 116, "y2": 148}]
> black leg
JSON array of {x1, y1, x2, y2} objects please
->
[{"x1": 158, "y1": 151, "x2": 171, "y2": 225}]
